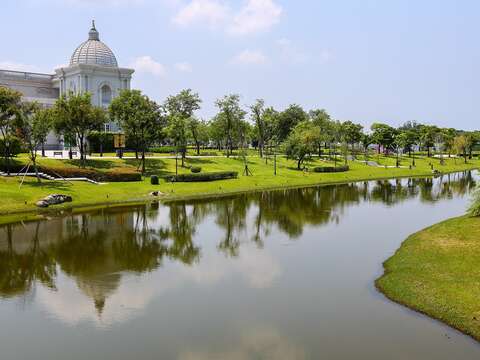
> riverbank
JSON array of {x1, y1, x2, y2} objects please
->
[
  {"x1": 0, "y1": 155, "x2": 478, "y2": 224},
  {"x1": 376, "y1": 215, "x2": 480, "y2": 342}
]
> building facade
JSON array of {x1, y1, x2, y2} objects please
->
[{"x1": 0, "y1": 21, "x2": 134, "y2": 153}]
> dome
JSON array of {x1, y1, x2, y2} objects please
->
[{"x1": 70, "y1": 21, "x2": 118, "y2": 67}]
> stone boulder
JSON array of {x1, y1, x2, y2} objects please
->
[{"x1": 36, "y1": 194, "x2": 73, "y2": 208}]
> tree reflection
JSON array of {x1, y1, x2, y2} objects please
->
[{"x1": 0, "y1": 171, "x2": 476, "y2": 311}]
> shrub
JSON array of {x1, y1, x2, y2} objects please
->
[
  {"x1": 191, "y1": 166, "x2": 202, "y2": 173},
  {"x1": 40, "y1": 167, "x2": 142, "y2": 182},
  {"x1": 150, "y1": 175, "x2": 159, "y2": 185},
  {"x1": 313, "y1": 165, "x2": 349, "y2": 173},
  {"x1": 167, "y1": 171, "x2": 238, "y2": 182}
]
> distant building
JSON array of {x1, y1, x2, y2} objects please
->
[{"x1": 0, "y1": 21, "x2": 134, "y2": 154}]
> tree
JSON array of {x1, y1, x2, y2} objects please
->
[
  {"x1": 110, "y1": 90, "x2": 162, "y2": 173},
  {"x1": 341, "y1": 121, "x2": 363, "y2": 160},
  {"x1": 441, "y1": 128, "x2": 457, "y2": 158},
  {"x1": 370, "y1": 123, "x2": 396, "y2": 154},
  {"x1": 393, "y1": 132, "x2": 410, "y2": 167},
  {"x1": 16, "y1": 104, "x2": 52, "y2": 182},
  {"x1": 166, "y1": 115, "x2": 189, "y2": 168},
  {"x1": 419, "y1": 125, "x2": 438, "y2": 157},
  {"x1": 53, "y1": 92, "x2": 105, "y2": 167},
  {"x1": 276, "y1": 104, "x2": 309, "y2": 142},
  {"x1": 0, "y1": 87, "x2": 22, "y2": 175},
  {"x1": 310, "y1": 109, "x2": 333, "y2": 156},
  {"x1": 250, "y1": 99, "x2": 267, "y2": 158},
  {"x1": 284, "y1": 121, "x2": 320, "y2": 169},
  {"x1": 215, "y1": 94, "x2": 246, "y2": 157},
  {"x1": 453, "y1": 135, "x2": 469, "y2": 164},
  {"x1": 165, "y1": 89, "x2": 202, "y2": 161},
  {"x1": 188, "y1": 117, "x2": 207, "y2": 155},
  {"x1": 361, "y1": 133, "x2": 373, "y2": 164}
]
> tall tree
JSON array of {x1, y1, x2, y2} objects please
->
[
  {"x1": 419, "y1": 125, "x2": 438, "y2": 157},
  {"x1": 250, "y1": 99, "x2": 267, "y2": 158},
  {"x1": 341, "y1": 121, "x2": 364, "y2": 160},
  {"x1": 165, "y1": 89, "x2": 202, "y2": 160},
  {"x1": 371, "y1": 123, "x2": 396, "y2": 154},
  {"x1": 453, "y1": 135, "x2": 469, "y2": 164},
  {"x1": 0, "y1": 87, "x2": 22, "y2": 175},
  {"x1": 276, "y1": 104, "x2": 309, "y2": 142},
  {"x1": 284, "y1": 121, "x2": 321, "y2": 169},
  {"x1": 53, "y1": 92, "x2": 105, "y2": 167},
  {"x1": 17, "y1": 104, "x2": 52, "y2": 182},
  {"x1": 215, "y1": 94, "x2": 246, "y2": 157},
  {"x1": 110, "y1": 90, "x2": 162, "y2": 173}
]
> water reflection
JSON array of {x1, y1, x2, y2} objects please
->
[{"x1": 0, "y1": 171, "x2": 476, "y2": 324}]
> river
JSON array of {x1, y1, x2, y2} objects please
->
[{"x1": 0, "y1": 171, "x2": 479, "y2": 359}]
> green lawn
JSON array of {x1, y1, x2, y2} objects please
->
[
  {"x1": 376, "y1": 216, "x2": 480, "y2": 341},
  {"x1": 0, "y1": 154, "x2": 478, "y2": 221}
]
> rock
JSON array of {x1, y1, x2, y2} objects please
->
[
  {"x1": 36, "y1": 194, "x2": 73, "y2": 208},
  {"x1": 149, "y1": 191, "x2": 164, "y2": 197},
  {"x1": 36, "y1": 200, "x2": 49, "y2": 208}
]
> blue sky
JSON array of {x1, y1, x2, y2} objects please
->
[{"x1": 1, "y1": 0, "x2": 479, "y2": 130}]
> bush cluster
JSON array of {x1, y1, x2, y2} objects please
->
[
  {"x1": 149, "y1": 146, "x2": 177, "y2": 154},
  {"x1": 41, "y1": 167, "x2": 142, "y2": 182},
  {"x1": 167, "y1": 171, "x2": 238, "y2": 182},
  {"x1": 150, "y1": 175, "x2": 159, "y2": 185},
  {"x1": 190, "y1": 166, "x2": 202, "y2": 173},
  {"x1": 312, "y1": 165, "x2": 350, "y2": 173}
]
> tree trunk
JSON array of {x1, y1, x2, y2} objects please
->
[
  {"x1": 100, "y1": 142, "x2": 103, "y2": 157},
  {"x1": 196, "y1": 142, "x2": 200, "y2": 156},
  {"x1": 41, "y1": 142, "x2": 45, "y2": 157},
  {"x1": 4, "y1": 146, "x2": 11, "y2": 176},
  {"x1": 141, "y1": 148, "x2": 146, "y2": 174}
]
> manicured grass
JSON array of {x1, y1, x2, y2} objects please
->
[
  {"x1": 0, "y1": 154, "x2": 478, "y2": 220},
  {"x1": 376, "y1": 216, "x2": 480, "y2": 341}
]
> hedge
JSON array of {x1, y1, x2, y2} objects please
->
[
  {"x1": 43, "y1": 167, "x2": 142, "y2": 182},
  {"x1": 0, "y1": 164, "x2": 141, "y2": 182},
  {"x1": 313, "y1": 165, "x2": 349, "y2": 173},
  {"x1": 149, "y1": 146, "x2": 178, "y2": 154},
  {"x1": 167, "y1": 171, "x2": 238, "y2": 182}
]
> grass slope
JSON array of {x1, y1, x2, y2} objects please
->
[
  {"x1": 376, "y1": 216, "x2": 480, "y2": 341},
  {"x1": 0, "y1": 154, "x2": 478, "y2": 220}
]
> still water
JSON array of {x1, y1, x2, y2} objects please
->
[{"x1": 1, "y1": 172, "x2": 479, "y2": 360}]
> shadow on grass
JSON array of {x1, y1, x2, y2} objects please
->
[
  {"x1": 25, "y1": 181, "x2": 73, "y2": 191},
  {"x1": 124, "y1": 159, "x2": 172, "y2": 177}
]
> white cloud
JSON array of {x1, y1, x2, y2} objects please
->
[
  {"x1": 276, "y1": 38, "x2": 309, "y2": 64},
  {"x1": 172, "y1": 0, "x2": 282, "y2": 35},
  {"x1": 174, "y1": 61, "x2": 193, "y2": 72},
  {"x1": 0, "y1": 61, "x2": 43, "y2": 73},
  {"x1": 172, "y1": 0, "x2": 229, "y2": 28},
  {"x1": 231, "y1": 49, "x2": 268, "y2": 65},
  {"x1": 130, "y1": 56, "x2": 167, "y2": 77},
  {"x1": 228, "y1": 0, "x2": 283, "y2": 35},
  {"x1": 54, "y1": 0, "x2": 144, "y2": 6}
]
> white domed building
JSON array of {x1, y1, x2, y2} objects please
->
[{"x1": 0, "y1": 22, "x2": 134, "y2": 154}]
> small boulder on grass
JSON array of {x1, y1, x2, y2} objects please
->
[
  {"x1": 150, "y1": 175, "x2": 159, "y2": 185},
  {"x1": 36, "y1": 194, "x2": 72, "y2": 208},
  {"x1": 191, "y1": 167, "x2": 202, "y2": 173}
]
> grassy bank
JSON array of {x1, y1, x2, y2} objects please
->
[
  {"x1": 376, "y1": 215, "x2": 480, "y2": 341},
  {"x1": 0, "y1": 154, "x2": 478, "y2": 222}
]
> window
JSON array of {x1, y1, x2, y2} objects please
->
[{"x1": 101, "y1": 85, "x2": 112, "y2": 107}]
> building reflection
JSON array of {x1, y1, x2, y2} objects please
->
[{"x1": 0, "y1": 171, "x2": 476, "y2": 318}]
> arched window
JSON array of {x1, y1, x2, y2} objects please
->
[{"x1": 101, "y1": 85, "x2": 112, "y2": 107}]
